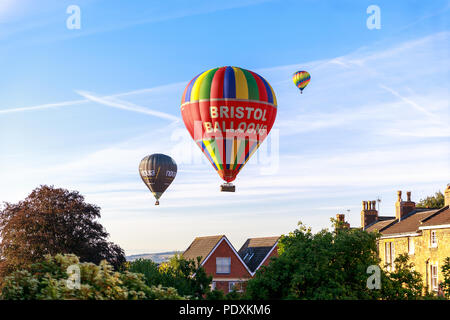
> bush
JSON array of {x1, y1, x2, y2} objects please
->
[
  {"x1": 0, "y1": 254, "x2": 183, "y2": 300},
  {"x1": 128, "y1": 255, "x2": 212, "y2": 299}
]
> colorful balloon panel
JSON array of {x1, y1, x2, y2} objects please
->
[
  {"x1": 293, "y1": 71, "x2": 310, "y2": 93},
  {"x1": 181, "y1": 66, "x2": 277, "y2": 183},
  {"x1": 139, "y1": 154, "x2": 177, "y2": 205}
]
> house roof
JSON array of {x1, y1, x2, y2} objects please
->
[
  {"x1": 380, "y1": 209, "x2": 439, "y2": 236},
  {"x1": 238, "y1": 236, "x2": 279, "y2": 273},
  {"x1": 420, "y1": 206, "x2": 450, "y2": 227},
  {"x1": 182, "y1": 235, "x2": 224, "y2": 263},
  {"x1": 365, "y1": 216, "x2": 396, "y2": 233}
]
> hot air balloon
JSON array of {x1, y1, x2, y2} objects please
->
[
  {"x1": 292, "y1": 71, "x2": 310, "y2": 94},
  {"x1": 139, "y1": 154, "x2": 177, "y2": 205},
  {"x1": 180, "y1": 66, "x2": 277, "y2": 192}
]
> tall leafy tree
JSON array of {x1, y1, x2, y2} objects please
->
[
  {"x1": 245, "y1": 220, "x2": 382, "y2": 299},
  {"x1": 0, "y1": 185, "x2": 125, "y2": 278},
  {"x1": 416, "y1": 191, "x2": 445, "y2": 209}
]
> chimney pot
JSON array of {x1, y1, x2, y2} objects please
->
[
  {"x1": 360, "y1": 199, "x2": 379, "y2": 229},
  {"x1": 397, "y1": 190, "x2": 402, "y2": 202},
  {"x1": 396, "y1": 190, "x2": 416, "y2": 220}
]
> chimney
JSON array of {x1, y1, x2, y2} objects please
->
[
  {"x1": 361, "y1": 200, "x2": 378, "y2": 229},
  {"x1": 395, "y1": 190, "x2": 415, "y2": 220},
  {"x1": 336, "y1": 214, "x2": 350, "y2": 229},
  {"x1": 445, "y1": 184, "x2": 450, "y2": 207}
]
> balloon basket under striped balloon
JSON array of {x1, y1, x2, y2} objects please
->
[{"x1": 220, "y1": 183, "x2": 235, "y2": 192}]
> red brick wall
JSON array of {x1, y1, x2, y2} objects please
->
[
  {"x1": 203, "y1": 239, "x2": 251, "y2": 279},
  {"x1": 203, "y1": 239, "x2": 251, "y2": 293}
]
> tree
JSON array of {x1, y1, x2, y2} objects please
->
[
  {"x1": 381, "y1": 254, "x2": 424, "y2": 300},
  {"x1": 128, "y1": 255, "x2": 212, "y2": 299},
  {"x1": 245, "y1": 221, "x2": 382, "y2": 299},
  {"x1": 244, "y1": 220, "x2": 441, "y2": 300},
  {"x1": 0, "y1": 254, "x2": 183, "y2": 300},
  {"x1": 441, "y1": 257, "x2": 450, "y2": 299},
  {"x1": 0, "y1": 185, "x2": 125, "y2": 278},
  {"x1": 416, "y1": 191, "x2": 445, "y2": 209}
]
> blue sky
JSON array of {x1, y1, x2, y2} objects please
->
[{"x1": 1, "y1": 0, "x2": 449, "y2": 254}]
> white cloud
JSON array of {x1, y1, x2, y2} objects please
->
[{"x1": 75, "y1": 90, "x2": 180, "y2": 123}]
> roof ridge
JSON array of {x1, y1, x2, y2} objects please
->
[
  {"x1": 420, "y1": 205, "x2": 449, "y2": 224},
  {"x1": 246, "y1": 236, "x2": 280, "y2": 240},
  {"x1": 194, "y1": 234, "x2": 225, "y2": 239}
]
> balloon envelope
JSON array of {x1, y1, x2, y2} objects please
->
[
  {"x1": 139, "y1": 154, "x2": 177, "y2": 205},
  {"x1": 293, "y1": 71, "x2": 310, "y2": 93},
  {"x1": 180, "y1": 66, "x2": 277, "y2": 183}
]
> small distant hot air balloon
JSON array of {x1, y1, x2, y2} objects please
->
[
  {"x1": 293, "y1": 71, "x2": 310, "y2": 94},
  {"x1": 180, "y1": 66, "x2": 277, "y2": 192},
  {"x1": 139, "y1": 154, "x2": 177, "y2": 205}
]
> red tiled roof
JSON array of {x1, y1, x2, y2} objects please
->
[
  {"x1": 365, "y1": 217, "x2": 396, "y2": 233},
  {"x1": 380, "y1": 209, "x2": 439, "y2": 236},
  {"x1": 182, "y1": 235, "x2": 224, "y2": 263},
  {"x1": 420, "y1": 206, "x2": 450, "y2": 227}
]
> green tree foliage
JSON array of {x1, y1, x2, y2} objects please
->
[
  {"x1": 381, "y1": 254, "x2": 424, "y2": 299},
  {"x1": 245, "y1": 221, "x2": 382, "y2": 299},
  {"x1": 0, "y1": 254, "x2": 183, "y2": 300},
  {"x1": 128, "y1": 254, "x2": 212, "y2": 299},
  {"x1": 416, "y1": 191, "x2": 445, "y2": 209},
  {"x1": 205, "y1": 289, "x2": 244, "y2": 300},
  {"x1": 441, "y1": 257, "x2": 450, "y2": 299},
  {"x1": 245, "y1": 220, "x2": 443, "y2": 300},
  {"x1": 205, "y1": 289, "x2": 226, "y2": 300},
  {"x1": 0, "y1": 185, "x2": 125, "y2": 278}
]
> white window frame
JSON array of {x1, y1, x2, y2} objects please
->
[
  {"x1": 216, "y1": 257, "x2": 231, "y2": 274},
  {"x1": 391, "y1": 243, "x2": 395, "y2": 270},
  {"x1": 408, "y1": 237, "x2": 415, "y2": 255},
  {"x1": 430, "y1": 230, "x2": 438, "y2": 248},
  {"x1": 385, "y1": 242, "x2": 390, "y2": 268},
  {"x1": 385, "y1": 242, "x2": 395, "y2": 271},
  {"x1": 431, "y1": 264, "x2": 438, "y2": 292},
  {"x1": 228, "y1": 281, "x2": 243, "y2": 293}
]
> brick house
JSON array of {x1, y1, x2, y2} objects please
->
[
  {"x1": 360, "y1": 185, "x2": 450, "y2": 294},
  {"x1": 183, "y1": 235, "x2": 279, "y2": 293}
]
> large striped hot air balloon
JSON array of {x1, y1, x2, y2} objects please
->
[
  {"x1": 293, "y1": 71, "x2": 310, "y2": 93},
  {"x1": 180, "y1": 66, "x2": 277, "y2": 192}
]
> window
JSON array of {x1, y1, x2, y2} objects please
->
[
  {"x1": 228, "y1": 281, "x2": 243, "y2": 293},
  {"x1": 408, "y1": 237, "x2": 415, "y2": 255},
  {"x1": 210, "y1": 281, "x2": 216, "y2": 291},
  {"x1": 216, "y1": 257, "x2": 231, "y2": 274},
  {"x1": 431, "y1": 264, "x2": 438, "y2": 292},
  {"x1": 430, "y1": 230, "x2": 438, "y2": 248},
  {"x1": 385, "y1": 242, "x2": 395, "y2": 271}
]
